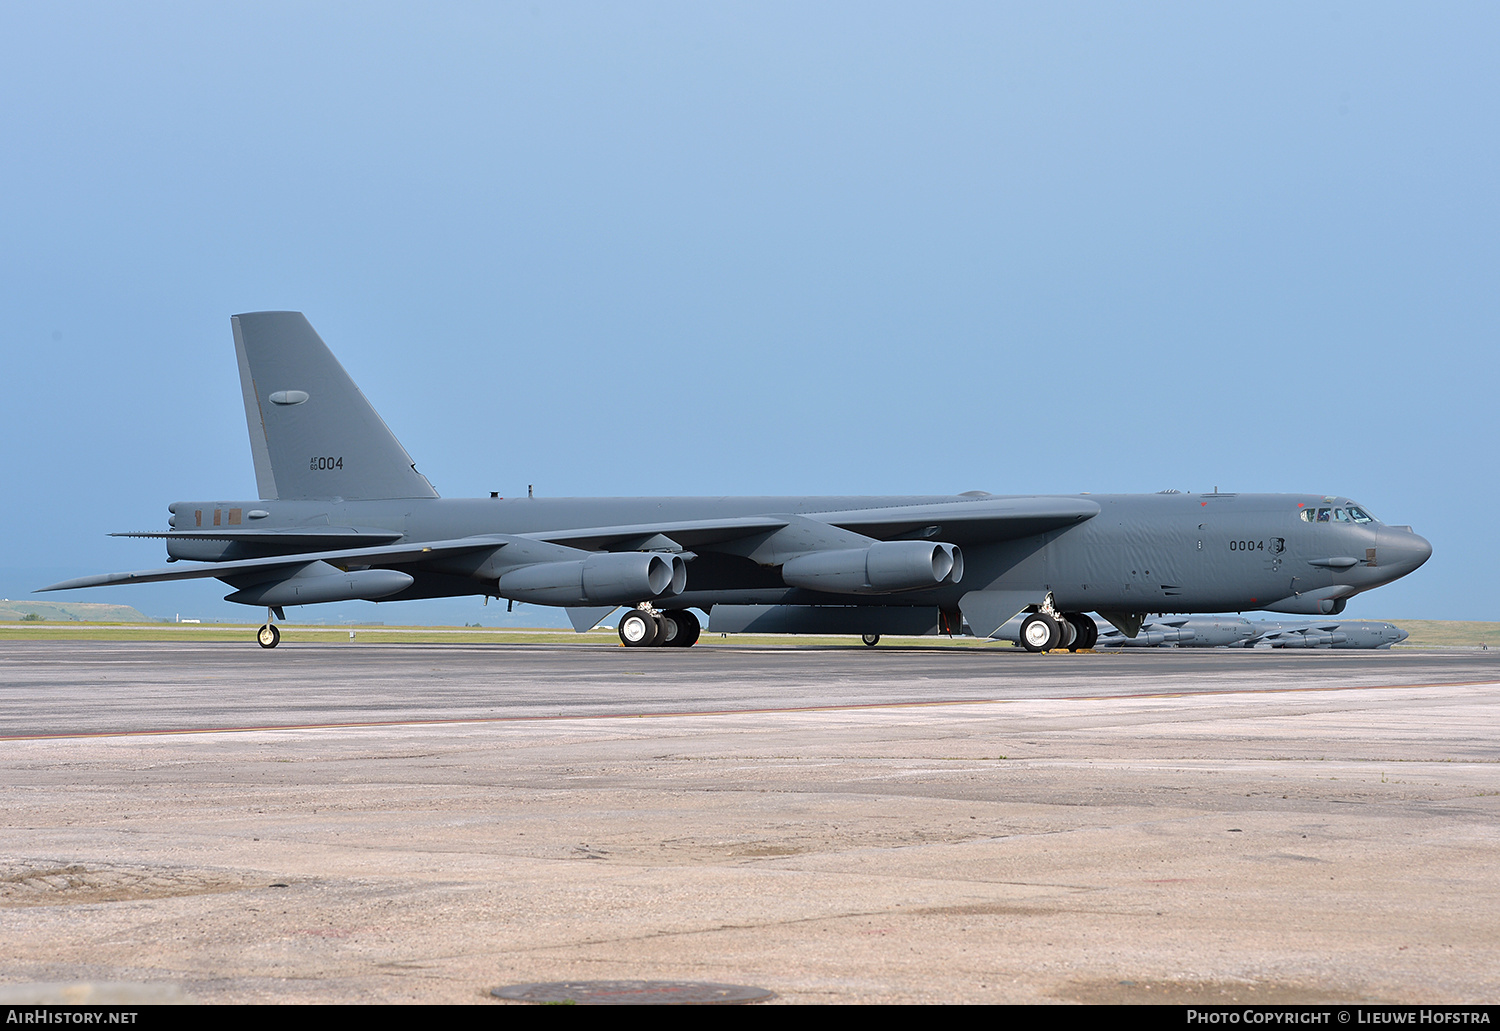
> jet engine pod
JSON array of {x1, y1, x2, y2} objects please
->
[
  {"x1": 1274, "y1": 631, "x2": 1346, "y2": 648},
  {"x1": 1115, "y1": 631, "x2": 1167, "y2": 647},
  {"x1": 225, "y1": 562, "x2": 414, "y2": 606},
  {"x1": 1263, "y1": 585, "x2": 1352, "y2": 615},
  {"x1": 499, "y1": 551, "x2": 686, "y2": 606},
  {"x1": 782, "y1": 541, "x2": 963, "y2": 594}
]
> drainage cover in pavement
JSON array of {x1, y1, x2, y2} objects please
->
[{"x1": 491, "y1": 980, "x2": 775, "y2": 1005}]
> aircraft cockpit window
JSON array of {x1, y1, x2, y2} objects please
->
[
  {"x1": 1317, "y1": 508, "x2": 1331, "y2": 522},
  {"x1": 1334, "y1": 508, "x2": 1351, "y2": 522},
  {"x1": 1300, "y1": 509, "x2": 1315, "y2": 522},
  {"x1": 1347, "y1": 506, "x2": 1374, "y2": 524}
]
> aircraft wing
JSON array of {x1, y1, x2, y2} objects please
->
[
  {"x1": 42, "y1": 498, "x2": 1098, "y2": 597},
  {"x1": 813, "y1": 496, "x2": 1100, "y2": 543},
  {"x1": 111, "y1": 527, "x2": 405, "y2": 548},
  {"x1": 527, "y1": 516, "x2": 791, "y2": 552},
  {"x1": 37, "y1": 535, "x2": 511, "y2": 591},
  {"x1": 530, "y1": 498, "x2": 1098, "y2": 553}
]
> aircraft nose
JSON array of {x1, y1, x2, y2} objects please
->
[{"x1": 1378, "y1": 528, "x2": 1433, "y2": 577}]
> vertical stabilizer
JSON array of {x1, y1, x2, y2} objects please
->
[{"x1": 230, "y1": 312, "x2": 439, "y2": 501}]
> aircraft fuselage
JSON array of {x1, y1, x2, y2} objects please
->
[{"x1": 158, "y1": 490, "x2": 1430, "y2": 617}]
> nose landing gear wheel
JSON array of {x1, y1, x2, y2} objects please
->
[{"x1": 257, "y1": 623, "x2": 280, "y2": 649}]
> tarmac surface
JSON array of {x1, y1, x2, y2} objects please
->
[{"x1": 2, "y1": 640, "x2": 1498, "y2": 1004}]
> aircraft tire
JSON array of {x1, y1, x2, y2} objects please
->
[
  {"x1": 1055, "y1": 618, "x2": 1077, "y2": 650},
  {"x1": 656, "y1": 612, "x2": 679, "y2": 646},
  {"x1": 257, "y1": 623, "x2": 280, "y2": 649},
  {"x1": 1064, "y1": 612, "x2": 1098, "y2": 651},
  {"x1": 861, "y1": 633, "x2": 880, "y2": 647},
  {"x1": 663, "y1": 609, "x2": 700, "y2": 647},
  {"x1": 1019, "y1": 613, "x2": 1060, "y2": 652},
  {"x1": 618, "y1": 610, "x2": 659, "y2": 647}
]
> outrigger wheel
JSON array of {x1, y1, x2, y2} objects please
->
[{"x1": 257, "y1": 623, "x2": 280, "y2": 649}]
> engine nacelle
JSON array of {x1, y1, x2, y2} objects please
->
[
  {"x1": 1273, "y1": 632, "x2": 1346, "y2": 648},
  {"x1": 1105, "y1": 628, "x2": 1196, "y2": 647},
  {"x1": 225, "y1": 562, "x2": 414, "y2": 606},
  {"x1": 1263, "y1": 587, "x2": 1351, "y2": 615},
  {"x1": 781, "y1": 541, "x2": 962, "y2": 594},
  {"x1": 499, "y1": 551, "x2": 687, "y2": 606}
]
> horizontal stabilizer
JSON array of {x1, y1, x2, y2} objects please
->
[{"x1": 112, "y1": 528, "x2": 405, "y2": 548}]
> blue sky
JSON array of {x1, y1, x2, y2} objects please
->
[{"x1": 3, "y1": 2, "x2": 1495, "y2": 624}]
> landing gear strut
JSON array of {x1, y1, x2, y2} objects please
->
[{"x1": 257, "y1": 606, "x2": 283, "y2": 648}]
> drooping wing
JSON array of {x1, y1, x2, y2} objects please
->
[
  {"x1": 527, "y1": 516, "x2": 790, "y2": 552},
  {"x1": 812, "y1": 496, "x2": 1100, "y2": 544},
  {"x1": 37, "y1": 535, "x2": 510, "y2": 592},
  {"x1": 110, "y1": 527, "x2": 405, "y2": 548},
  {"x1": 43, "y1": 498, "x2": 1098, "y2": 599},
  {"x1": 526, "y1": 498, "x2": 1099, "y2": 553}
]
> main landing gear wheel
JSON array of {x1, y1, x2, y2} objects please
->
[
  {"x1": 1019, "y1": 613, "x2": 1060, "y2": 653},
  {"x1": 657, "y1": 611, "x2": 680, "y2": 645},
  {"x1": 662, "y1": 609, "x2": 700, "y2": 648},
  {"x1": 861, "y1": 633, "x2": 881, "y2": 647},
  {"x1": 257, "y1": 623, "x2": 280, "y2": 649},
  {"x1": 1064, "y1": 612, "x2": 1098, "y2": 651},
  {"x1": 618, "y1": 609, "x2": 659, "y2": 647}
]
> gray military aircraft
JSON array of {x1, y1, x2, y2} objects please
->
[
  {"x1": 1240, "y1": 619, "x2": 1409, "y2": 649},
  {"x1": 39, "y1": 312, "x2": 1434, "y2": 650},
  {"x1": 1092, "y1": 615, "x2": 1258, "y2": 648}
]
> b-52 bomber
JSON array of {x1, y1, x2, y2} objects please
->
[
  {"x1": 1240, "y1": 619, "x2": 1410, "y2": 649},
  {"x1": 40, "y1": 312, "x2": 1433, "y2": 650},
  {"x1": 1083, "y1": 616, "x2": 1407, "y2": 649}
]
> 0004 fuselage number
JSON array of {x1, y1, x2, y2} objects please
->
[
  {"x1": 1229, "y1": 538, "x2": 1285, "y2": 553},
  {"x1": 310, "y1": 456, "x2": 343, "y2": 471}
]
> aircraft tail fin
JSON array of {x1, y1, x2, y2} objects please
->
[{"x1": 231, "y1": 312, "x2": 439, "y2": 501}]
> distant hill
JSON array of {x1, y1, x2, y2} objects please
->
[{"x1": 0, "y1": 600, "x2": 157, "y2": 623}]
